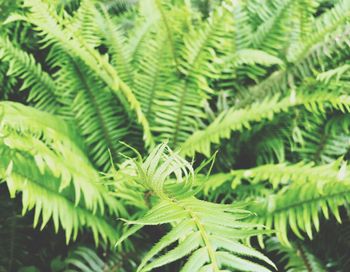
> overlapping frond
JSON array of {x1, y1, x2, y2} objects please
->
[
  {"x1": 287, "y1": 0, "x2": 350, "y2": 65},
  {"x1": 251, "y1": 173, "x2": 350, "y2": 246},
  {"x1": 232, "y1": 160, "x2": 350, "y2": 246},
  {"x1": 295, "y1": 115, "x2": 350, "y2": 163},
  {"x1": 64, "y1": 246, "x2": 136, "y2": 272},
  {"x1": 0, "y1": 102, "x2": 120, "y2": 244},
  {"x1": 152, "y1": 1, "x2": 236, "y2": 146},
  {"x1": 54, "y1": 58, "x2": 131, "y2": 171},
  {"x1": 238, "y1": 0, "x2": 350, "y2": 107},
  {"x1": 266, "y1": 238, "x2": 326, "y2": 272},
  {"x1": 202, "y1": 158, "x2": 350, "y2": 246},
  {"x1": 180, "y1": 90, "x2": 350, "y2": 157},
  {"x1": 20, "y1": 0, "x2": 153, "y2": 146},
  {"x1": 0, "y1": 36, "x2": 61, "y2": 113}
]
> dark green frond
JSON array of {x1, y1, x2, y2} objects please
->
[{"x1": 0, "y1": 36, "x2": 62, "y2": 113}]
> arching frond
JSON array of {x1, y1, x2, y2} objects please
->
[
  {"x1": 0, "y1": 36, "x2": 61, "y2": 113},
  {"x1": 0, "y1": 102, "x2": 120, "y2": 244},
  {"x1": 152, "y1": 1, "x2": 236, "y2": 146},
  {"x1": 20, "y1": 0, "x2": 153, "y2": 146},
  {"x1": 180, "y1": 91, "x2": 350, "y2": 157},
  {"x1": 202, "y1": 159, "x2": 350, "y2": 246},
  {"x1": 244, "y1": 161, "x2": 350, "y2": 246},
  {"x1": 54, "y1": 57, "x2": 131, "y2": 171}
]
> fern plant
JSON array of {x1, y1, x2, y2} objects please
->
[{"x1": 1, "y1": 0, "x2": 350, "y2": 271}]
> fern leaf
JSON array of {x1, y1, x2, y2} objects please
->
[
  {"x1": 0, "y1": 36, "x2": 61, "y2": 113},
  {"x1": 116, "y1": 144, "x2": 275, "y2": 271},
  {"x1": 180, "y1": 91, "x2": 350, "y2": 157},
  {"x1": 266, "y1": 238, "x2": 326, "y2": 272},
  {"x1": 0, "y1": 102, "x2": 121, "y2": 243},
  {"x1": 54, "y1": 58, "x2": 131, "y2": 171},
  {"x1": 153, "y1": 1, "x2": 235, "y2": 146},
  {"x1": 21, "y1": 0, "x2": 153, "y2": 146},
  {"x1": 95, "y1": 4, "x2": 133, "y2": 85},
  {"x1": 224, "y1": 160, "x2": 350, "y2": 245}
]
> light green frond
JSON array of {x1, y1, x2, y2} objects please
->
[
  {"x1": 252, "y1": 0, "x2": 294, "y2": 55},
  {"x1": 180, "y1": 91, "x2": 350, "y2": 157},
  {"x1": 204, "y1": 159, "x2": 344, "y2": 192},
  {"x1": 67, "y1": 0, "x2": 102, "y2": 47},
  {"x1": 95, "y1": 5, "x2": 133, "y2": 85},
  {"x1": 133, "y1": 31, "x2": 172, "y2": 123},
  {"x1": 116, "y1": 144, "x2": 275, "y2": 271},
  {"x1": 231, "y1": 49, "x2": 284, "y2": 67},
  {"x1": 153, "y1": 1, "x2": 235, "y2": 146},
  {"x1": 0, "y1": 102, "x2": 121, "y2": 243},
  {"x1": 316, "y1": 64, "x2": 350, "y2": 83},
  {"x1": 0, "y1": 146, "x2": 118, "y2": 245},
  {"x1": 243, "y1": 161, "x2": 350, "y2": 245}
]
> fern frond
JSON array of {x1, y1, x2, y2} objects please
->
[
  {"x1": 115, "y1": 144, "x2": 275, "y2": 271},
  {"x1": 95, "y1": 4, "x2": 133, "y2": 85},
  {"x1": 293, "y1": 0, "x2": 319, "y2": 41},
  {"x1": 0, "y1": 102, "x2": 121, "y2": 243},
  {"x1": 238, "y1": 0, "x2": 350, "y2": 107},
  {"x1": 180, "y1": 91, "x2": 350, "y2": 157},
  {"x1": 54, "y1": 58, "x2": 131, "y2": 171},
  {"x1": 64, "y1": 246, "x2": 136, "y2": 272},
  {"x1": 0, "y1": 146, "x2": 118, "y2": 244},
  {"x1": 295, "y1": 115, "x2": 350, "y2": 163},
  {"x1": 244, "y1": 161, "x2": 350, "y2": 245},
  {"x1": 21, "y1": 0, "x2": 153, "y2": 146},
  {"x1": 153, "y1": 1, "x2": 235, "y2": 146},
  {"x1": 0, "y1": 192, "x2": 34, "y2": 272},
  {"x1": 133, "y1": 32, "x2": 170, "y2": 124},
  {"x1": 153, "y1": 0, "x2": 184, "y2": 68},
  {"x1": 252, "y1": 0, "x2": 294, "y2": 55},
  {"x1": 0, "y1": 36, "x2": 61, "y2": 113},
  {"x1": 287, "y1": 0, "x2": 350, "y2": 65},
  {"x1": 68, "y1": 0, "x2": 102, "y2": 48},
  {"x1": 266, "y1": 238, "x2": 326, "y2": 272},
  {"x1": 316, "y1": 64, "x2": 350, "y2": 83}
]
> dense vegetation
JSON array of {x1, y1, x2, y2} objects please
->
[{"x1": 1, "y1": 0, "x2": 350, "y2": 271}]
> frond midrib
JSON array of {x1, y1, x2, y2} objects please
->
[
  {"x1": 256, "y1": 187, "x2": 350, "y2": 216},
  {"x1": 172, "y1": 198, "x2": 220, "y2": 271},
  {"x1": 172, "y1": 15, "x2": 222, "y2": 146},
  {"x1": 155, "y1": 0, "x2": 179, "y2": 68},
  {"x1": 296, "y1": 243, "x2": 313, "y2": 272},
  {"x1": 71, "y1": 59, "x2": 120, "y2": 166}
]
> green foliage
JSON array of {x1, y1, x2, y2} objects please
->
[{"x1": 0, "y1": 0, "x2": 350, "y2": 271}]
